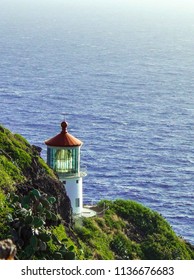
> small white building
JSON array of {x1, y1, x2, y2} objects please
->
[{"x1": 45, "y1": 121, "x2": 95, "y2": 217}]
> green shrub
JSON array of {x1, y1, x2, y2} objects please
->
[
  {"x1": 0, "y1": 127, "x2": 32, "y2": 171},
  {"x1": 82, "y1": 218, "x2": 99, "y2": 232},
  {"x1": 11, "y1": 147, "x2": 32, "y2": 170},
  {"x1": 0, "y1": 168, "x2": 15, "y2": 192},
  {"x1": 112, "y1": 199, "x2": 171, "y2": 236},
  {"x1": 0, "y1": 191, "x2": 12, "y2": 239},
  {"x1": 75, "y1": 226, "x2": 93, "y2": 242},
  {"x1": 49, "y1": 224, "x2": 77, "y2": 256},
  {"x1": 14, "y1": 134, "x2": 30, "y2": 148},
  {"x1": 110, "y1": 232, "x2": 143, "y2": 259},
  {"x1": 0, "y1": 155, "x2": 24, "y2": 183},
  {"x1": 95, "y1": 199, "x2": 194, "y2": 260},
  {"x1": 94, "y1": 217, "x2": 106, "y2": 229},
  {"x1": 141, "y1": 233, "x2": 194, "y2": 260},
  {"x1": 75, "y1": 217, "x2": 114, "y2": 260},
  {"x1": 8, "y1": 189, "x2": 75, "y2": 260}
]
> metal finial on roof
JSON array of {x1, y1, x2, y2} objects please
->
[{"x1": 61, "y1": 121, "x2": 68, "y2": 133}]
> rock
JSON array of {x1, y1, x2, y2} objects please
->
[{"x1": 0, "y1": 239, "x2": 17, "y2": 260}]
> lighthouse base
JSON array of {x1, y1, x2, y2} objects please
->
[{"x1": 74, "y1": 207, "x2": 97, "y2": 218}]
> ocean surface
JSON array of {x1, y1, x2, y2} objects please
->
[{"x1": 0, "y1": 1, "x2": 194, "y2": 244}]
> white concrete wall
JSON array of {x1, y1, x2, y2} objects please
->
[{"x1": 63, "y1": 177, "x2": 83, "y2": 215}]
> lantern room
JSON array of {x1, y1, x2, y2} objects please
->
[{"x1": 47, "y1": 146, "x2": 80, "y2": 175}]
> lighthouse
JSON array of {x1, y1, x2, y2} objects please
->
[{"x1": 45, "y1": 121, "x2": 86, "y2": 215}]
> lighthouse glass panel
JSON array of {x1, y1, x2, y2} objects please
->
[{"x1": 47, "y1": 147, "x2": 79, "y2": 174}]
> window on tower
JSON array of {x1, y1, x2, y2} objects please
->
[{"x1": 75, "y1": 198, "x2": 80, "y2": 208}]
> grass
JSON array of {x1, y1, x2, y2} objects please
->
[{"x1": 74, "y1": 200, "x2": 194, "y2": 260}]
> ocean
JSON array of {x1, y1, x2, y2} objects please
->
[{"x1": 0, "y1": 0, "x2": 194, "y2": 244}]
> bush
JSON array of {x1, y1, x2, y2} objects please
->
[
  {"x1": 0, "y1": 191, "x2": 12, "y2": 239},
  {"x1": 110, "y1": 232, "x2": 143, "y2": 259},
  {"x1": 0, "y1": 127, "x2": 32, "y2": 172},
  {"x1": 8, "y1": 189, "x2": 75, "y2": 260},
  {"x1": 0, "y1": 155, "x2": 24, "y2": 186},
  {"x1": 141, "y1": 233, "x2": 194, "y2": 260},
  {"x1": 75, "y1": 226, "x2": 93, "y2": 242},
  {"x1": 112, "y1": 199, "x2": 171, "y2": 236}
]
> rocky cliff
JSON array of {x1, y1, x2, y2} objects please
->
[{"x1": 0, "y1": 124, "x2": 72, "y2": 225}]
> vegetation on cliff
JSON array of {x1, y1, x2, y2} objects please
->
[
  {"x1": 0, "y1": 124, "x2": 73, "y2": 259},
  {"x1": 0, "y1": 124, "x2": 193, "y2": 260},
  {"x1": 74, "y1": 200, "x2": 194, "y2": 259}
]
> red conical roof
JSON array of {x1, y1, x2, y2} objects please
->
[{"x1": 45, "y1": 121, "x2": 82, "y2": 147}]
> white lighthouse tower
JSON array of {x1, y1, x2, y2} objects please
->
[{"x1": 45, "y1": 121, "x2": 86, "y2": 215}]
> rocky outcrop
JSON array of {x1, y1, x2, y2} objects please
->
[
  {"x1": 0, "y1": 125, "x2": 73, "y2": 227},
  {"x1": 17, "y1": 145, "x2": 73, "y2": 225}
]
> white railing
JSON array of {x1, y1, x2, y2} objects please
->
[
  {"x1": 83, "y1": 198, "x2": 109, "y2": 216},
  {"x1": 80, "y1": 166, "x2": 87, "y2": 177}
]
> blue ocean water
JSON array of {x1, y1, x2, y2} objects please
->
[{"x1": 0, "y1": 1, "x2": 194, "y2": 244}]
